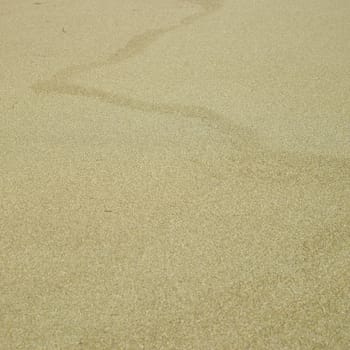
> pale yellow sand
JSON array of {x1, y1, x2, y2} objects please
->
[{"x1": 1, "y1": 0, "x2": 350, "y2": 349}]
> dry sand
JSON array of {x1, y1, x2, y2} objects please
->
[{"x1": 1, "y1": 0, "x2": 350, "y2": 349}]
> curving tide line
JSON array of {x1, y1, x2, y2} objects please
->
[{"x1": 31, "y1": 0, "x2": 350, "y2": 180}]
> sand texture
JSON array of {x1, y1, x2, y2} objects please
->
[{"x1": 1, "y1": 0, "x2": 350, "y2": 349}]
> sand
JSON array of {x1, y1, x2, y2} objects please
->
[{"x1": 1, "y1": 0, "x2": 349, "y2": 348}]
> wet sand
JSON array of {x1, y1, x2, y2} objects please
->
[{"x1": 1, "y1": 0, "x2": 349, "y2": 348}]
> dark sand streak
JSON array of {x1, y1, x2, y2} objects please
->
[{"x1": 31, "y1": 0, "x2": 350, "y2": 180}]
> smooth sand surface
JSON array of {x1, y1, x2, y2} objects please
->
[{"x1": 1, "y1": 0, "x2": 350, "y2": 348}]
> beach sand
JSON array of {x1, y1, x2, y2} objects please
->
[{"x1": 1, "y1": 0, "x2": 349, "y2": 348}]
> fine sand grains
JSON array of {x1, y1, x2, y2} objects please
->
[{"x1": 1, "y1": 0, "x2": 349, "y2": 349}]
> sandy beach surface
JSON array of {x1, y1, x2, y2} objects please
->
[{"x1": 1, "y1": 0, "x2": 350, "y2": 348}]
